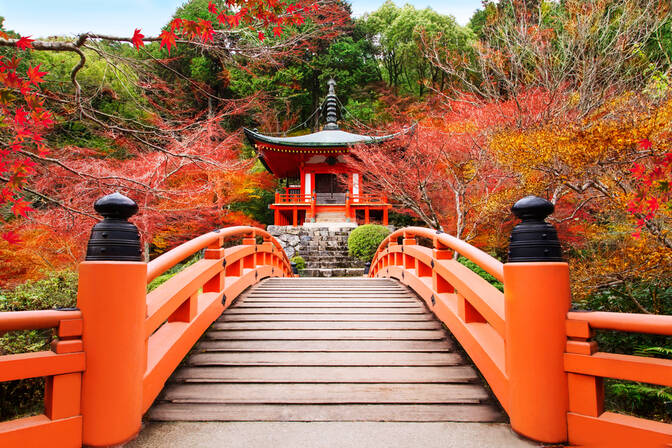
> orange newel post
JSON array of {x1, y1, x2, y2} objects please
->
[
  {"x1": 504, "y1": 196, "x2": 569, "y2": 444},
  {"x1": 77, "y1": 193, "x2": 146, "y2": 447}
]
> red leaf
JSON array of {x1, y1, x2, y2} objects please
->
[
  {"x1": 638, "y1": 138, "x2": 653, "y2": 150},
  {"x1": 170, "y1": 18, "x2": 183, "y2": 32},
  {"x1": 14, "y1": 107, "x2": 29, "y2": 125},
  {"x1": 208, "y1": 1, "x2": 218, "y2": 15},
  {"x1": 16, "y1": 36, "x2": 34, "y2": 51},
  {"x1": 132, "y1": 28, "x2": 145, "y2": 50},
  {"x1": 273, "y1": 26, "x2": 283, "y2": 37},
  {"x1": 159, "y1": 30, "x2": 177, "y2": 55},
  {"x1": 647, "y1": 197, "x2": 659, "y2": 212},
  {"x1": 11, "y1": 198, "x2": 33, "y2": 217},
  {"x1": 258, "y1": 31, "x2": 265, "y2": 41},
  {"x1": 1, "y1": 231, "x2": 21, "y2": 245},
  {"x1": 27, "y1": 64, "x2": 47, "y2": 85},
  {"x1": 198, "y1": 19, "x2": 214, "y2": 42}
]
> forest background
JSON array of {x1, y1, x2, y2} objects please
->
[{"x1": 0, "y1": 0, "x2": 671, "y2": 422}]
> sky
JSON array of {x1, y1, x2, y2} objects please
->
[{"x1": 0, "y1": 1, "x2": 483, "y2": 38}]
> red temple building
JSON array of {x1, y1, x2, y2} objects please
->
[{"x1": 245, "y1": 80, "x2": 408, "y2": 227}]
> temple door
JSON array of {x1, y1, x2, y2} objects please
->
[{"x1": 315, "y1": 173, "x2": 346, "y2": 204}]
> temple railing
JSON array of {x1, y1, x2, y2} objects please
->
[
  {"x1": 275, "y1": 192, "x2": 312, "y2": 204},
  {"x1": 348, "y1": 193, "x2": 388, "y2": 204},
  {"x1": 0, "y1": 310, "x2": 85, "y2": 447},
  {"x1": 369, "y1": 199, "x2": 672, "y2": 447},
  {"x1": 0, "y1": 194, "x2": 294, "y2": 447}
]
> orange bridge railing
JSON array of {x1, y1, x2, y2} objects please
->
[
  {"x1": 0, "y1": 193, "x2": 293, "y2": 447},
  {"x1": 369, "y1": 198, "x2": 672, "y2": 447}
]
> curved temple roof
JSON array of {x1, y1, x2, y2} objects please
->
[
  {"x1": 242, "y1": 79, "x2": 415, "y2": 177},
  {"x1": 243, "y1": 127, "x2": 411, "y2": 148}
]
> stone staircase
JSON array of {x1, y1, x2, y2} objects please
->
[
  {"x1": 267, "y1": 225, "x2": 365, "y2": 277},
  {"x1": 300, "y1": 227, "x2": 365, "y2": 277}
]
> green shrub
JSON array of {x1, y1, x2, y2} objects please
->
[
  {"x1": 606, "y1": 380, "x2": 672, "y2": 422},
  {"x1": 457, "y1": 257, "x2": 504, "y2": 292},
  {"x1": 147, "y1": 253, "x2": 202, "y2": 292},
  {"x1": 0, "y1": 270, "x2": 78, "y2": 313},
  {"x1": 0, "y1": 270, "x2": 78, "y2": 420},
  {"x1": 291, "y1": 256, "x2": 306, "y2": 272},
  {"x1": 348, "y1": 224, "x2": 391, "y2": 262}
]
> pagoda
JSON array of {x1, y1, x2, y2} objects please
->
[{"x1": 245, "y1": 79, "x2": 407, "y2": 227}]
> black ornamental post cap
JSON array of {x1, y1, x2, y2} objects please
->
[
  {"x1": 93, "y1": 192, "x2": 139, "y2": 220},
  {"x1": 364, "y1": 261, "x2": 371, "y2": 275},
  {"x1": 511, "y1": 195, "x2": 555, "y2": 221},
  {"x1": 291, "y1": 262, "x2": 298, "y2": 275},
  {"x1": 85, "y1": 193, "x2": 143, "y2": 262},
  {"x1": 507, "y1": 195, "x2": 563, "y2": 263}
]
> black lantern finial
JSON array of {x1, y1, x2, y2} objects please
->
[
  {"x1": 507, "y1": 195, "x2": 563, "y2": 262},
  {"x1": 85, "y1": 193, "x2": 143, "y2": 261}
]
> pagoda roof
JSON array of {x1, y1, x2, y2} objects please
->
[
  {"x1": 243, "y1": 127, "x2": 407, "y2": 149},
  {"x1": 242, "y1": 79, "x2": 415, "y2": 178}
]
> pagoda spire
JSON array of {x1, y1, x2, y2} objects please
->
[{"x1": 324, "y1": 78, "x2": 339, "y2": 130}]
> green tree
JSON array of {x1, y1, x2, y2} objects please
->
[{"x1": 364, "y1": 1, "x2": 473, "y2": 95}]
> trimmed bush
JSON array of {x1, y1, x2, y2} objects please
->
[
  {"x1": 348, "y1": 224, "x2": 391, "y2": 262},
  {"x1": 291, "y1": 255, "x2": 306, "y2": 272}
]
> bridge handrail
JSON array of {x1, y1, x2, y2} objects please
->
[
  {"x1": 147, "y1": 226, "x2": 287, "y2": 283},
  {"x1": 0, "y1": 309, "x2": 82, "y2": 331},
  {"x1": 369, "y1": 226, "x2": 509, "y2": 414},
  {"x1": 372, "y1": 227, "x2": 504, "y2": 282},
  {"x1": 0, "y1": 309, "x2": 84, "y2": 447},
  {"x1": 565, "y1": 310, "x2": 672, "y2": 446},
  {"x1": 567, "y1": 310, "x2": 672, "y2": 335}
]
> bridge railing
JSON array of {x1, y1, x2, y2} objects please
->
[
  {"x1": 369, "y1": 227, "x2": 508, "y2": 408},
  {"x1": 565, "y1": 311, "x2": 672, "y2": 447},
  {"x1": 369, "y1": 197, "x2": 672, "y2": 447},
  {"x1": 0, "y1": 194, "x2": 294, "y2": 448},
  {"x1": 0, "y1": 310, "x2": 84, "y2": 447}
]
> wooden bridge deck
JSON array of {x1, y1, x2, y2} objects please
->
[{"x1": 149, "y1": 278, "x2": 503, "y2": 422}]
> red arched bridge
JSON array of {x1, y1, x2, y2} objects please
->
[{"x1": 0, "y1": 194, "x2": 671, "y2": 447}]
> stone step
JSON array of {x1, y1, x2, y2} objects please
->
[
  {"x1": 302, "y1": 268, "x2": 366, "y2": 278},
  {"x1": 300, "y1": 256, "x2": 362, "y2": 262}
]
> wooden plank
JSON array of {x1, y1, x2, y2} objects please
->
[
  {"x1": 204, "y1": 330, "x2": 446, "y2": 340},
  {"x1": 188, "y1": 352, "x2": 463, "y2": 366},
  {"x1": 243, "y1": 299, "x2": 418, "y2": 303},
  {"x1": 224, "y1": 308, "x2": 429, "y2": 314},
  {"x1": 217, "y1": 313, "x2": 434, "y2": 322},
  {"x1": 149, "y1": 403, "x2": 503, "y2": 422},
  {"x1": 251, "y1": 289, "x2": 408, "y2": 293},
  {"x1": 246, "y1": 293, "x2": 414, "y2": 296},
  {"x1": 196, "y1": 340, "x2": 453, "y2": 352},
  {"x1": 171, "y1": 366, "x2": 477, "y2": 383},
  {"x1": 163, "y1": 383, "x2": 489, "y2": 404},
  {"x1": 211, "y1": 321, "x2": 442, "y2": 330},
  {"x1": 233, "y1": 303, "x2": 424, "y2": 308}
]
